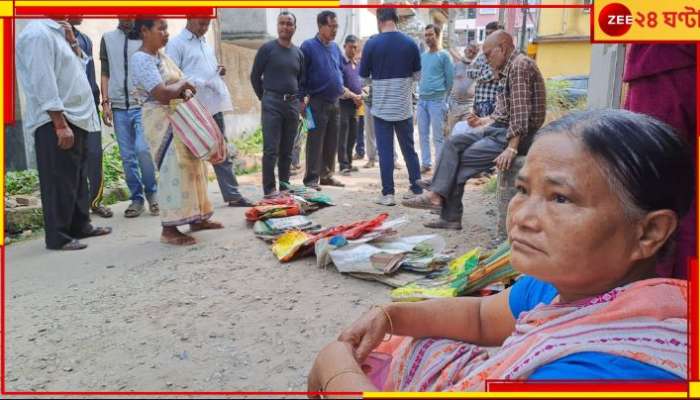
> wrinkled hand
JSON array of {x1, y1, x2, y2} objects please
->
[
  {"x1": 102, "y1": 103, "x2": 113, "y2": 127},
  {"x1": 337, "y1": 307, "x2": 390, "y2": 363},
  {"x1": 307, "y1": 341, "x2": 363, "y2": 398},
  {"x1": 181, "y1": 81, "x2": 197, "y2": 100},
  {"x1": 57, "y1": 21, "x2": 76, "y2": 44},
  {"x1": 494, "y1": 148, "x2": 517, "y2": 171},
  {"x1": 55, "y1": 125, "x2": 75, "y2": 150}
]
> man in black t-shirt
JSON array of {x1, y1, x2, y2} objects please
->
[{"x1": 250, "y1": 11, "x2": 305, "y2": 196}]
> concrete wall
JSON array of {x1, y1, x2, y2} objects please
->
[
  {"x1": 216, "y1": 8, "x2": 362, "y2": 137},
  {"x1": 535, "y1": 41, "x2": 591, "y2": 78}
]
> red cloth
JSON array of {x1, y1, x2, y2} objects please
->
[{"x1": 623, "y1": 44, "x2": 697, "y2": 279}]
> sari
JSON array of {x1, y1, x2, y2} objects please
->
[
  {"x1": 376, "y1": 278, "x2": 687, "y2": 391},
  {"x1": 137, "y1": 52, "x2": 214, "y2": 227}
]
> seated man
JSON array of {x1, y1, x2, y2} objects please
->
[{"x1": 403, "y1": 30, "x2": 546, "y2": 230}]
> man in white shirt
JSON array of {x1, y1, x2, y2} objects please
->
[
  {"x1": 16, "y1": 19, "x2": 112, "y2": 250},
  {"x1": 166, "y1": 17, "x2": 252, "y2": 207}
]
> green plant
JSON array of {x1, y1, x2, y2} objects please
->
[
  {"x1": 6, "y1": 169, "x2": 40, "y2": 195},
  {"x1": 102, "y1": 141, "x2": 125, "y2": 188},
  {"x1": 483, "y1": 175, "x2": 498, "y2": 194},
  {"x1": 545, "y1": 79, "x2": 586, "y2": 122},
  {"x1": 233, "y1": 127, "x2": 263, "y2": 156}
]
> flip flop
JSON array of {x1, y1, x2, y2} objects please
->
[{"x1": 60, "y1": 239, "x2": 88, "y2": 251}]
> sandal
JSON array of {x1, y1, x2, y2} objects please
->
[
  {"x1": 60, "y1": 239, "x2": 88, "y2": 251},
  {"x1": 161, "y1": 232, "x2": 196, "y2": 246},
  {"x1": 190, "y1": 220, "x2": 224, "y2": 232},
  {"x1": 91, "y1": 205, "x2": 114, "y2": 218},
  {"x1": 401, "y1": 193, "x2": 441, "y2": 210},
  {"x1": 149, "y1": 202, "x2": 160, "y2": 216},
  {"x1": 124, "y1": 202, "x2": 144, "y2": 218},
  {"x1": 81, "y1": 226, "x2": 113, "y2": 238}
]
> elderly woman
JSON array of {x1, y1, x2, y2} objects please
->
[
  {"x1": 129, "y1": 19, "x2": 223, "y2": 246},
  {"x1": 308, "y1": 109, "x2": 692, "y2": 393}
]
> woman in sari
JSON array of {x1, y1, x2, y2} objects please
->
[
  {"x1": 130, "y1": 19, "x2": 223, "y2": 246},
  {"x1": 308, "y1": 109, "x2": 693, "y2": 393}
]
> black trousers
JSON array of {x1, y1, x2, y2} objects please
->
[
  {"x1": 86, "y1": 132, "x2": 104, "y2": 209},
  {"x1": 261, "y1": 94, "x2": 300, "y2": 195},
  {"x1": 35, "y1": 122, "x2": 93, "y2": 249},
  {"x1": 337, "y1": 100, "x2": 358, "y2": 171},
  {"x1": 303, "y1": 96, "x2": 339, "y2": 186}
]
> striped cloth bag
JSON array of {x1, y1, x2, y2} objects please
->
[{"x1": 168, "y1": 97, "x2": 226, "y2": 163}]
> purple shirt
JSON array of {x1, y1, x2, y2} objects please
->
[{"x1": 342, "y1": 56, "x2": 363, "y2": 96}]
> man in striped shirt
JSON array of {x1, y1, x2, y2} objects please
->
[{"x1": 359, "y1": 8, "x2": 423, "y2": 206}]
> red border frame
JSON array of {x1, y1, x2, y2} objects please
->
[{"x1": 1, "y1": 2, "x2": 697, "y2": 397}]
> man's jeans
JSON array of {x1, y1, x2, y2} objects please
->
[
  {"x1": 417, "y1": 98, "x2": 447, "y2": 168},
  {"x1": 262, "y1": 94, "x2": 299, "y2": 194},
  {"x1": 338, "y1": 100, "x2": 358, "y2": 171},
  {"x1": 374, "y1": 116, "x2": 422, "y2": 196},
  {"x1": 113, "y1": 108, "x2": 157, "y2": 203},
  {"x1": 303, "y1": 97, "x2": 339, "y2": 186}
]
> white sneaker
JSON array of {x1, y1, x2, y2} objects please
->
[
  {"x1": 374, "y1": 194, "x2": 396, "y2": 206},
  {"x1": 402, "y1": 191, "x2": 420, "y2": 200}
]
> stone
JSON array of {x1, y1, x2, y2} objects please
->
[
  {"x1": 14, "y1": 195, "x2": 39, "y2": 206},
  {"x1": 496, "y1": 156, "x2": 527, "y2": 238},
  {"x1": 6, "y1": 205, "x2": 44, "y2": 234}
]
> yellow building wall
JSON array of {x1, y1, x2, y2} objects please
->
[
  {"x1": 535, "y1": 41, "x2": 592, "y2": 79},
  {"x1": 537, "y1": 2, "x2": 590, "y2": 37}
]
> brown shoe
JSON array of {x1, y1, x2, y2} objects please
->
[
  {"x1": 402, "y1": 193, "x2": 441, "y2": 210},
  {"x1": 423, "y1": 218, "x2": 462, "y2": 230},
  {"x1": 320, "y1": 178, "x2": 345, "y2": 187}
]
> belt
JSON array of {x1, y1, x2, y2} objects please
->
[{"x1": 264, "y1": 91, "x2": 300, "y2": 102}]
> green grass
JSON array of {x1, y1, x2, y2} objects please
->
[
  {"x1": 6, "y1": 169, "x2": 39, "y2": 195},
  {"x1": 233, "y1": 127, "x2": 263, "y2": 156},
  {"x1": 483, "y1": 175, "x2": 498, "y2": 194}
]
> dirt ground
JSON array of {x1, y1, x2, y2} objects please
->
[{"x1": 5, "y1": 162, "x2": 499, "y2": 395}]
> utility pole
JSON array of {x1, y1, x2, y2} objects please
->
[
  {"x1": 498, "y1": 0, "x2": 507, "y2": 27},
  {"x1": 519, "y1": 0, "x2": 528, "y2": 52}
]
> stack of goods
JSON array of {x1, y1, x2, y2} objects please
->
[
  {"x1": 253, "y1": 215, "x2": 323, "y2": 242},
  {"x1": 325, "y1": 234, "x2": 450, "y2": 287},
  {"x1": 244, "y1": 191, "x2": 334, "y2": 222},
  {"x1": 390, "y1": 242, "x2": 519, "y2": 302},
  {"x1": 271, "y1": 213, "x2": 390, "y2": 262}
]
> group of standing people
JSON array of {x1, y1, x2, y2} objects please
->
[{"x1": 16, "y1": 16, "x2": 252, "y2": 250}]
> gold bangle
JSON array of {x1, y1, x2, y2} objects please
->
[
  {"x1": 372, "y1": 305, "x2": 394, "y2": 342},
  {"x1": 322, "y1": 368, "x2": 363, "y2": 392}
]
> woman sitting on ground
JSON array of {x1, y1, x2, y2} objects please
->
[
  {"x1": 308, "y1": 109, "x2": 692, "y2": 393},
  {"x1": 130, "y1": 18, "x2": 223, "y2": 246}
]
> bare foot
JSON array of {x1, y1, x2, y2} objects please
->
[
  {"x1": 161, "y1": 227, "x2": 196, "y2": 246},
  {"x1": 190, "y1": 220, "x2": 224, "y2": 232}
]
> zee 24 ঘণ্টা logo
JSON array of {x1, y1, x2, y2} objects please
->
[{"x1": 599, "y1": 2, "x2": 700, "y2": 37}]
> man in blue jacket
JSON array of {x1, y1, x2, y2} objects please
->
[{"x1": 300, "y1": 10, "x2": 345, "y2": 190}]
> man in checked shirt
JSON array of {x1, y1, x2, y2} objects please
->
[
  {"x1": 467, "y1": 21, "x2": 502, "y2": 118},
  {"x1": 403, "y1": 30, "x2": 546, "y2": 230}
]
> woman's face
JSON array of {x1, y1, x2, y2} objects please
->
[
  {"x1": 142, "y1": 19, "x2": 169, "y2": 49},
  {"x1": 507, "y1": 133, "x2": 641, "y2": 296}
]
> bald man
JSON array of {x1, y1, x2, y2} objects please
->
[{"x1": 403, "y1": 30, "x2": 546, "y2": 230}]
